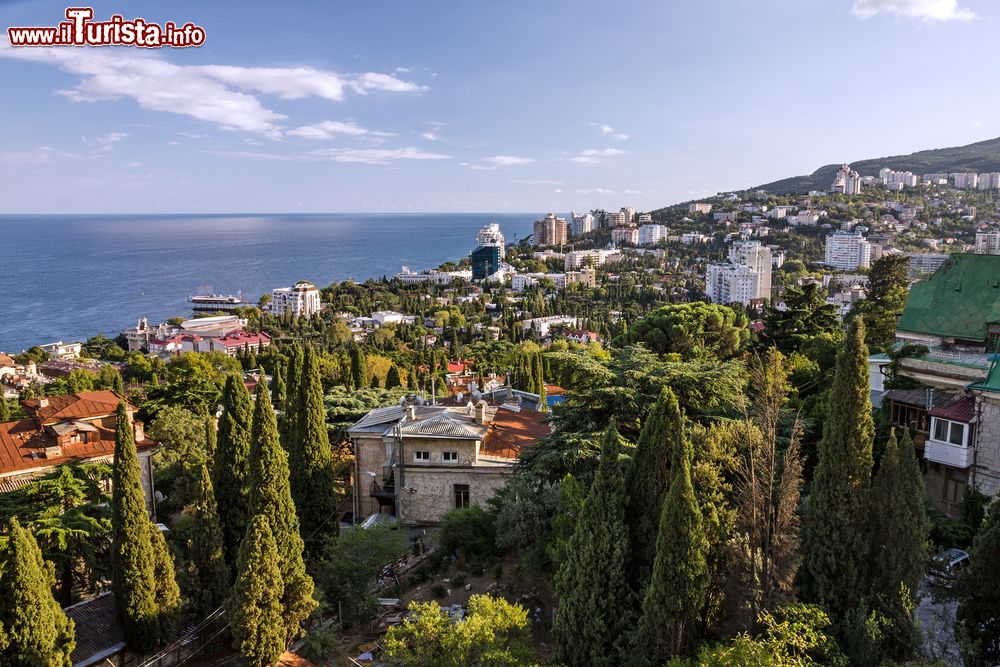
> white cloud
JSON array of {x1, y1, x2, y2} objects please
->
[
  {"x1": 287, "y1": 120, "x2": 393, "y2": 140},
  {"x1": 511, "y1": 179, "x2": 563, "y2": 185},
  {"x1": 421, "y1": 131, "x2": 439, "y2": 141},
  {"x1": 574, "y1": 188, "x2": 616, "y2": 195},
  {"x1": 0, "y1": 146, "x2": 76, "y2": 165},
  {"x1": 85, "y1": 131, "x2": 128, "y2": 152},
  {"x1": 0, "y1": 40, "x2": 426, "y2": 136},
  {"x1": 307, "y1": 147, "x2": 449, "y2": 164},
  {"x1": 851, "y1": 0, "x2": 975, "y2": 20},
  {"x1": 571, "y1": 147, "x2": 628, "y2": 164},
  {"x1": 483, "y1": 155, "x2": 534, "y2": 166},
  {"x1": 592, "y1": 122, "x2": 629, "y2": 140}
]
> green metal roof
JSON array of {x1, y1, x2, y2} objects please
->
[{"x1": 897, "y1": 254, "x2": 1000, "y2": 341}]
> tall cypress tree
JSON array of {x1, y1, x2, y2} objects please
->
[
  {"x1": 0, "y1": 518, "x2": 75, "y2": 666},
  {"x1": 291, "y1": 347, "x2": 340, "y2": 556},
  {"x1": 150, "y1": 526, "x2": 181, "y2": 640},
  {"x1": 634, "y1": 429, "x2": 709, "y2": 663},
  {"x1": 111, "y1": 402, "x2": 159, "y2": 651},
  {"x1": 957, "y1": 498, "x2": 1000, "y2": 665},
  {"x1": 204, "y1": 416, "x2": 217, "y2": 463},
  {"x1": 350, "y1": 345, "x2": 369, "y2": 390},
  {"x1": 213, "y1": 374, "x2": 253, "y2": 569},
  {"x1": 282, "y1": 346, "x2": 304, "y2": 448},
  {"x1": 247, "y1": 381, "x2": 317, "y2": 642},
  {"x1": 799, "y1": 319, "x2": 874, "y2": 621},
  {"x1": 553, "y1": 422, "x2": 633, "y2": 667},
  {"x1": 385, "y1": 365, "x2": 402, "y2": 389},
  {"x1": 177, "y1": 464, "x2": 230, "y2": 616},
  {"x1": 0, "y1": 397, "x2": 9, "y2": 422},
  {"x1": 229, "y1": 515, "x2": 286, "y2": 667},
  {"x1": 272, "y1": 358, "x2": 286, "y2": 409},
  {"x1": 625, "y1": 387, "x2": 682, "y2": 595},
  {"x1": 870, "y1": 429, "x2": 928, "y2": 603},
  {"x1": 868, "y1": 428, "x2": 927, "y2": 659}
]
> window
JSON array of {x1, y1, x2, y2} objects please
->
[
  {"x1": 443, "y1": 451, "x2": 459, "y2": 463},
  {"x1": 414, "y1": 451, "x2": 430, "y2": 462},
  {"x1": 454, "y1": 484, "x2": 470, "y2": 509},
  {"x1": 932, "y1": 418, "x2": 967, "y2": 447}
]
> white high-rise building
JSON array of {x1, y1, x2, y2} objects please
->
[
  {"x1": 271, "y1": 281, "x2": 322, "y2": 317},
  {"x1": 832, "y1": 164, "x2": 863, "y2": 195},
  {"x1": 476, "y1": 223, "x2": 506, "y2": 259},
  {"x1": 975, "y1": 231, "x2": 1000, "y2": 254},
  {"x1": 704, "y1": 240, "x2": 772, "y2": 305},
  {"x1": 638, "y1": 224, "x2": 669, "y2": 246},
  {"x1": 879, "y1": 168, "x2": 918, "y2": 188},
  {"x1": 824, "y1": 231, "x2": 871, "y2": 270},
  {"x1": 604, "y1": 210, "x2": 627, "y2": 227},
  {"x1": 952, "y1": 173, "x2": 979, "y2": 189},
  {"x1": 570, "y1": 211, "x2": 595, "y2": 237},
  {"x1": 621, "y1": 206, "x2": 636, "y2": 225}
]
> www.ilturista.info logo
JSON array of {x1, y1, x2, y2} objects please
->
[{"x1": 7, "y1": 7, "x2": 206, "y2": 48}]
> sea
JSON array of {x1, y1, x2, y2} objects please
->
[{"x1": 0, "y1": 213, "x2": 540, "y2": 353}]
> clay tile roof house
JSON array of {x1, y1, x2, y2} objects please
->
[
  {"x1": 0, "y1": 390, "x2": 157, "y2": 512},
  {"x1": 348, "y1": 392, "x2": 550, "y2": 526}
]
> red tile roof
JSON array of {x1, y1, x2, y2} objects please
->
[
  {"x1": 481, "y1": 407, "x2": 550, "y2": 460},
  {"x1": 0, "y1": 419, "x2": 156, "y2": 477},
  {"x1": 929, "y1": 396, "x2": 977, "y2": 423},
  {"x1": 23, "y1": 390, "x2": 127, "y2": 424},
  {"x1": 213, "y1": 330, "x2": 272, "y2": 348}
]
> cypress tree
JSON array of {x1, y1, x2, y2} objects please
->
[
  {"x1": 0, "y1": 518, "x2": 75, "y2": 666},
  {"x1": 957, "y1": 499, "x2": 1000, "y2": 665},
  {"x1": 870, "y1": 429, "x2": 928, "y2": 604},
  {"x1": 282, "y1": 346, "x2": 304, "y2": 448},
  {"x1": 634, "y1": 430, "x2": 709, "y2": 663},
  {"x1": 204, "y1": 416, "x2": 217, "y2": 463},
  {"x1": 290, "y1": 347, "x2": 340, "y2": 556},
  {"x1": 385, "y1": 365, "x2": 402, "y2": 389},
  {"x1": 272, "y1": 358, "x2": 286, "y2": 409},
  {"x1": 111, "y1": 402, "x2": 159, "y2": 651},
  {"x1": 247, "y1": 381, "x2": 317, "y2": 642},
  {"x1": 213, "y1": 374, "x2": 253, "y2": 570},
  {"x1": 229, "y1": 515, "x2": 285, "y2": 667},
  {"x1": 799, "y1": 319, "x2": 874, "y2": 621},
  {"x1": 553, "y1": 421, "x2": 633, "y2": 667},
  {"x1": 150, "y1": 526, "x2": 181, "y2": 640},
  {"x1": 0, "y1": 397, "x2": 9, "y2": 422},
  {"x1": 177, "y1": 465, "x2": 230, "y2": 616},
  {"x1": 350, "y1": 345, "x2": 368, "y2": 390},
  {"x1": 625, "y1": 387, "x2": 682, "y2": 594}
]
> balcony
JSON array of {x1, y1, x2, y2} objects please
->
[
  {"x1": 369, "y1": 478, "x2": 395, "y2": 501},
  {"x1": 924, "y1": 438, "x2": 973, "y2": 469}
]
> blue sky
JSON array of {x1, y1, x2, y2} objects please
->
[{"x1": 0, "y1": 0, "x2": 996, "y2": 213}]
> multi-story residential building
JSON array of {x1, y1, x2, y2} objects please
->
[
  {"x1": 620, "y1": 206, "x2": 636, "y2": 225},
  {"x1": 611, "y1": 227, "x2": 639, "y2": 246},
  {"x1": 975, "y1": 230, "x2": 1000, "y2": 255},
  {"x1": 565, "y1": 268, "x2": 597, "y2": 288},
  {"x1": 767, "y1": 206, "x2": 794, "y2": 220},
  {"x1": 348, "y1": 396, "x2": 549, "y2": 525},
  {"x1": 0, "y1": 391, "x2": 157, "y2": 510},
  {"x1": 831, "y1": 164, "x2": 863, "y2": 195},
  {"x1": 952, "y1": 172, "x2": 979, "y2": 189},
  {"x1": 704, "y1": 240, "x2": 772, "y2": 306},
  {"x1": 977, "y1": 173, "x2": 1000, "y2": 190},
  {"x1": 824, "y1": 230, "x2": 871, "y2": 270},
  {"x1": 533, "y1": 213, "x2": 568, "y2": 247},
  {"x1": 569, "y1": 211, "x2": 594, "y2": 237},
  {"x1": 470, "y1": 223, "x2": 506, "y2": 282},
  {"x1": 604, "y1": 211, "x2": 627, "y2": 228},
  {"x1": 638, "y1": 224, "x2": 668, "y2": 246},
  {"x1": 38, "y1": 341, "x2": 82, "y2": 361},
  {"x1": 680, "y1": 232, "x2": 710, "y2": 245},
  {"x1": 270, "y1": 281, "x2": 322, "y2": 317},
  {"x1": 878, "y1": 168, "x2": 918, "y2": 188},
  {"x1": 564, "y1": 249, "x2": 615, "y2": 270},
  {"x1": 904, "y1": 252, "x2": 950, "y2": 275},
  {"x1": 395, "y1": 266, "x2": 473, "y2": 285},
  {"x1": 124, "y1": 318, "x2": 168, "y2": 352},
  {"x1": 688, "y1": 202, "x2": 713, "y2": 215},
  {"x1": 874, "y1": 254, "x2": 1000, "y2": 516},
  {"x1": 520, "y1": 315, "x2": 578, "y2": 338},
  {"x1": 637, "y1": 213, "x2": 653, "y2": 224}
]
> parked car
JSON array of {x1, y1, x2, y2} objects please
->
[{"x1": 927, "y1": 548, "x2": 970, "y2": 588}]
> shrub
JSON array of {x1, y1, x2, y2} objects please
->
[
  {"x1": 431, "y1": 584, "x2": 448, "y2": 599},
  {"x1": 438, "y1": 505, "x2": 498, "y2": 569}
]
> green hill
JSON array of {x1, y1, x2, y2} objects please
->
[{"x1": 755, "y1": 136, "x2": 1000, "y2": 194}]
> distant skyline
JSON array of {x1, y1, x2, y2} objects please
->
[{"x1": 1, "y1": 0, "x2": 997, "y2": 213}]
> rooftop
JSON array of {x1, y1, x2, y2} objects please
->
[
  {"x1": 23, "y1": 390, "x2": 127, "y2": 425},
  {"x1": 897, "y1": 254, "x2": 1000, "y2": 342}
]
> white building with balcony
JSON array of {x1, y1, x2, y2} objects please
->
[
  {"x1": 270, "y1": 281, "x2": 322, "y2": 317},
  {"x1": 824, "y1": 231, "x2": 871, "y2": 270}
]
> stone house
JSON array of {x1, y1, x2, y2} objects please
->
[
  {"x1": 874, "y1": 253, "x2": 1000, "y2": 516},
  {"x1": 348, "y1": 394, "x2": 549, "y2": 526}
]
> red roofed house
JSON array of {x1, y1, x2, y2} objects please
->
[
  {"x1": 348, "y1": 394, "x2": 549, "y2": 525},
  {"x1": 148, "y1": 330, "x2": 270, "y2": 358},
  {"x1": 0, "y1": 390, "x2": 158, "y2": 514}
]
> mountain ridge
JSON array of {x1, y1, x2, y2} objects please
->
[{"x1": 753, "y1": 136, "x2": 1000, "y2": 194}]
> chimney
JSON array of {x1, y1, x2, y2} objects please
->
[
  {"x1": 406, "y1": 405, "x2": 416, "y2": 421},
  {"x1": 475, "y1": 400, "x2": 488, "y2": 425},
  {"x1": 134, "y1": 421, "x2": 145, "y2": 442},
  {"x1": 926, "y1": 388, "x2": 935, "y2": 410}
]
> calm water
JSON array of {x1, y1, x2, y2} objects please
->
[{"x1": 0, "y1": 213, "x2": 538, "y2": 352}]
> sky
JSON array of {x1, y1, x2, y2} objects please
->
[{"x1": 0, "y1": 0, "x2": 997, "y2": 213}]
